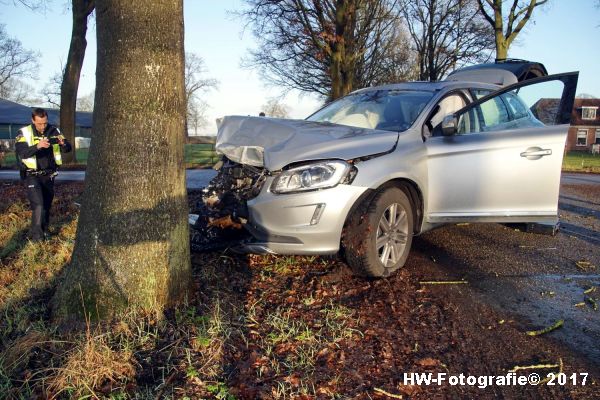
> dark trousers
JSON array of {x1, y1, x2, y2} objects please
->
[{"x1": 25, "y1": 175, "x2": 55, "y2": 240}]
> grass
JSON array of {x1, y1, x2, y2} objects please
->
[
  {"x1": 562, "y1": 151, "x2": 600, "y2": 173},
  {"x1": 0, "y1": 184, "x2": 217, "y2": 398},
  {"x1": 185, "y1": 143, "x2": 219, "y2": 167},
  {"x1": 1, "y1": 144, "x2": 218, "y2": 168}
]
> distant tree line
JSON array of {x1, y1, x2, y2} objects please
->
[
  {"x1": 1, "y1": 0, "x2": 551, "y2": 133},
  {"x1": 243, "y1": 0, "x2": 550, "y2": 100}
]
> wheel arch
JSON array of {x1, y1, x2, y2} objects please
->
[{"x1": 343, "y1": 178, "x2": 424, "y2": 235}]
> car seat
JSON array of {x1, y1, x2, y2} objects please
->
[{"x1": 376, "y1": 99, "x2": 406, "y2": 131}]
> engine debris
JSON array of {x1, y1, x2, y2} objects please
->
[{"x1": 190, "y1": 158, "x2": 267, "y2": 252}]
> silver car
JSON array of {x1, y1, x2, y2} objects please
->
[{"x1": 195, "y1": 61, "x2": 578, "y2": 277}]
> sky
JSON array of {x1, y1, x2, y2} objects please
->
[{"x1": 1, "y1": 0, "x2": 599, "y2": 135}]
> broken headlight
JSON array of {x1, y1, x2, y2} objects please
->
[{"x1": 270, "y1": 160, "x2": 352, "y2": 194}]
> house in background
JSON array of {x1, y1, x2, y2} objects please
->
[
  {"x1": 0, "y1": 98, "x2": 93, "y2": 149},
  {"x1": 566, "y1": 98, "x2": 600, "y2": 152}
]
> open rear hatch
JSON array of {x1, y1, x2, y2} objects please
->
[{"x1": 445, "y1": 59, "x2": 548, "y2": 86}]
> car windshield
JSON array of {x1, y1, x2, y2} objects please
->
[{"x1": 307, "y1": 89, "x2": 434, "y2": 132}]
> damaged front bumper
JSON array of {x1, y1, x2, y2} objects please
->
[
  {"x1": 241, "y1": 178, "x2": 367, "y2": 254},
  {"x1": 190, "y1": 159, "x2": 368, "y2": 254}
]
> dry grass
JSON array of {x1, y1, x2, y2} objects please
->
[
  {"x1": 1, "y1": 330, "x2": 51, "y2": 376},
  {"x1": 45, "y1": 326, "x2": 137, "y2": 399},
  {"x1": 0, "y1": 195, "x2": 241, "y2": 398}
]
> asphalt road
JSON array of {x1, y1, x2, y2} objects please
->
[
  {"x1": 1, "y1": 169, "x2": 596, "y2": 189},
  {"x1": 410, "y1": 180, "x2": 600, "y2": 368},
  {"x1": 0, "y1": 169, "x2": 218, "y2": 189}
]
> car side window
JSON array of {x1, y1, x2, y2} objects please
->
[
  {"x1": 454, "y1": 73, "x2": 578, "y2": 135},
  {"x1": 457, "y1": 96, "x2": 510, "y2": 134}
]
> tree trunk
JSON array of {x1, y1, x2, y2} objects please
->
[
  {"x1": 495, "y1": 38, "x2": 508, "y2": 60},
  {"x1": 53, "y1": 0, "x2": 191, "y2": 321},
  {"x1": 477, "y1": 0, "x2": 546, "y2": 61},
  {"x1": 60, "y1": 0, "x2": 95, "y2": 164},
  {"x1": 427, "y1": 0, "x2": 436, "y2": 81}
]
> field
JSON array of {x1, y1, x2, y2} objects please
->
[
  {"x1": 1, "y1": 144, "x2": 218, "y2": 168},
  {"x1": 562, "y1": 151, "x2": 600, "y2": 173}
]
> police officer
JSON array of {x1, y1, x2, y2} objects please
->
[{"x1": 15, "y1": 108, "x2": 72, "y2": 241}]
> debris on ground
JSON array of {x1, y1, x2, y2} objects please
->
[
  {"x1": 2, "y1": 181, "x2": 599, "y2": 398},
  {"x1": 526, "y1": 320, "x2": 564, "y2": 336},
  {"x1": 583, "y1": 286, "x2": 596, "y2": 295},
  {"x1": 190, "y1": 158, "x2": 267, "y2": 252},
  {"x1": 509, "y1": 360, "x2": 561, "y2": 373},
  {"x1": 585, "y1": 296, "x2": 598, "y2": 311},
  {"x1": 575, "y1": 260, "x2": 596, "y2": 271},
  {"x1": 373, "y1": 387, "x2": 403, "y2": 398}
]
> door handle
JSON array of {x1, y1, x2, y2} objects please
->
[{"x1": 520, "y1": 147, "x2": 552, "y2": 160}]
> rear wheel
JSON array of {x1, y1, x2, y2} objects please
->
[{"x1": 343, "y1": 186, "x2": 414, "y2": 277}]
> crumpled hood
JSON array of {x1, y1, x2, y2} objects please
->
[{"x1": 215, "y1": 116, "x2": 399, "y2": 170}]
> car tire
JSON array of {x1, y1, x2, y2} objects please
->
[{"x1": 343, "y1": 186, "x2": 414, "y2": 278}]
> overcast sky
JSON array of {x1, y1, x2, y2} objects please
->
[{"x1": 1, "y1": 0, "x2": 599, "y2": 134}]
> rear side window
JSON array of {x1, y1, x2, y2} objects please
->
[{"x1": 502, "y1": 92, "x2": 529, "y2": 120}]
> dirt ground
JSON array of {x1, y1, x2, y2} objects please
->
[
  {"x1": 184, "y1": 180, "x2": 600, "y2": 399},
  {"x1": 1, "y1": 178, "x2": 598, "y2": 399}
]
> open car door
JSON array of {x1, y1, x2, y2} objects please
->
[{"x1": 425, "y1": 72, "x2": 578, "y2": 225}]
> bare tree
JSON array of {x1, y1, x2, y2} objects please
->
[
  {"x1": 60, "y1": 0, "x2": 95, "y2": 164},
  {"x1": 242, "y1": 0, "x2": 412, "y2": 101},
  {"x1": 1, "y1": 0, "x2": 48, "y2": 10},
  {"x1": 262, "y1": 98, "x2": 290, "y2": 118},
  {"x1": 185, "y1": 52, "x2": 217, "y2": 136},
  {"x1": 187, "y1": 98, "x2": 209, "y2": 135},
  {"x1": 53, "y1": 0, "x2": 191, "y2": 321},
  {"x1": 40, "y1": 70, "x2": 63, "y2": 108},
  {"x1": 0, "y1": 24, "x2": 39, "y2": 96},
  {"x1": 476, "y1": 0, "x2": 548, "y2": 60},
  {"x1": 76, "y1": 89, "x2": 94, "y2": 111},
  {"x1": 0, "y1": 77, "x2": 40, "y2": 104},
  {"x1": 401, "y1": 0, "x2": 494, "y2": 81}
]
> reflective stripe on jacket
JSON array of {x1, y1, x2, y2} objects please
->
[{"x1": 17, "y1": 125, "x2": 63, "y2": 169}]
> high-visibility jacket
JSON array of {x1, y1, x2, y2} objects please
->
[{"x1": 17, "y1": 125, "x2": 63, "y2": 170}]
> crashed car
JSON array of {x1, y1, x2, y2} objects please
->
[{"x1": 193, "y1": 60, "x2": 578, "y2": 277}]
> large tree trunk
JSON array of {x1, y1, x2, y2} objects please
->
[
  {"x1": 60, "y1": 0, "x2": 95, "y2": 164},
  {"x1": 53, "y1": 0, "x2": 191, "y2": 321}
]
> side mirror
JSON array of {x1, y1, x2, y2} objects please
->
[{"x1": 441, "y1": 115, "x2": 457, "y2": 136}]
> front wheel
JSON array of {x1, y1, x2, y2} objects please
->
[{"x1": 343, "y1": 186, "x2": 414, "y2": 277}]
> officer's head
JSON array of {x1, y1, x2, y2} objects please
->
[{"x1": 31, "y1": 108, "x2": 48, "y2": 134}]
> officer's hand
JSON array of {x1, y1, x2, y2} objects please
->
[
  {"x1": 57, "y1": 135, "x2": 65, "y2": 146},
  {"x1": 37, "y1": 138, "x2": 50, "y2": 149}
]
